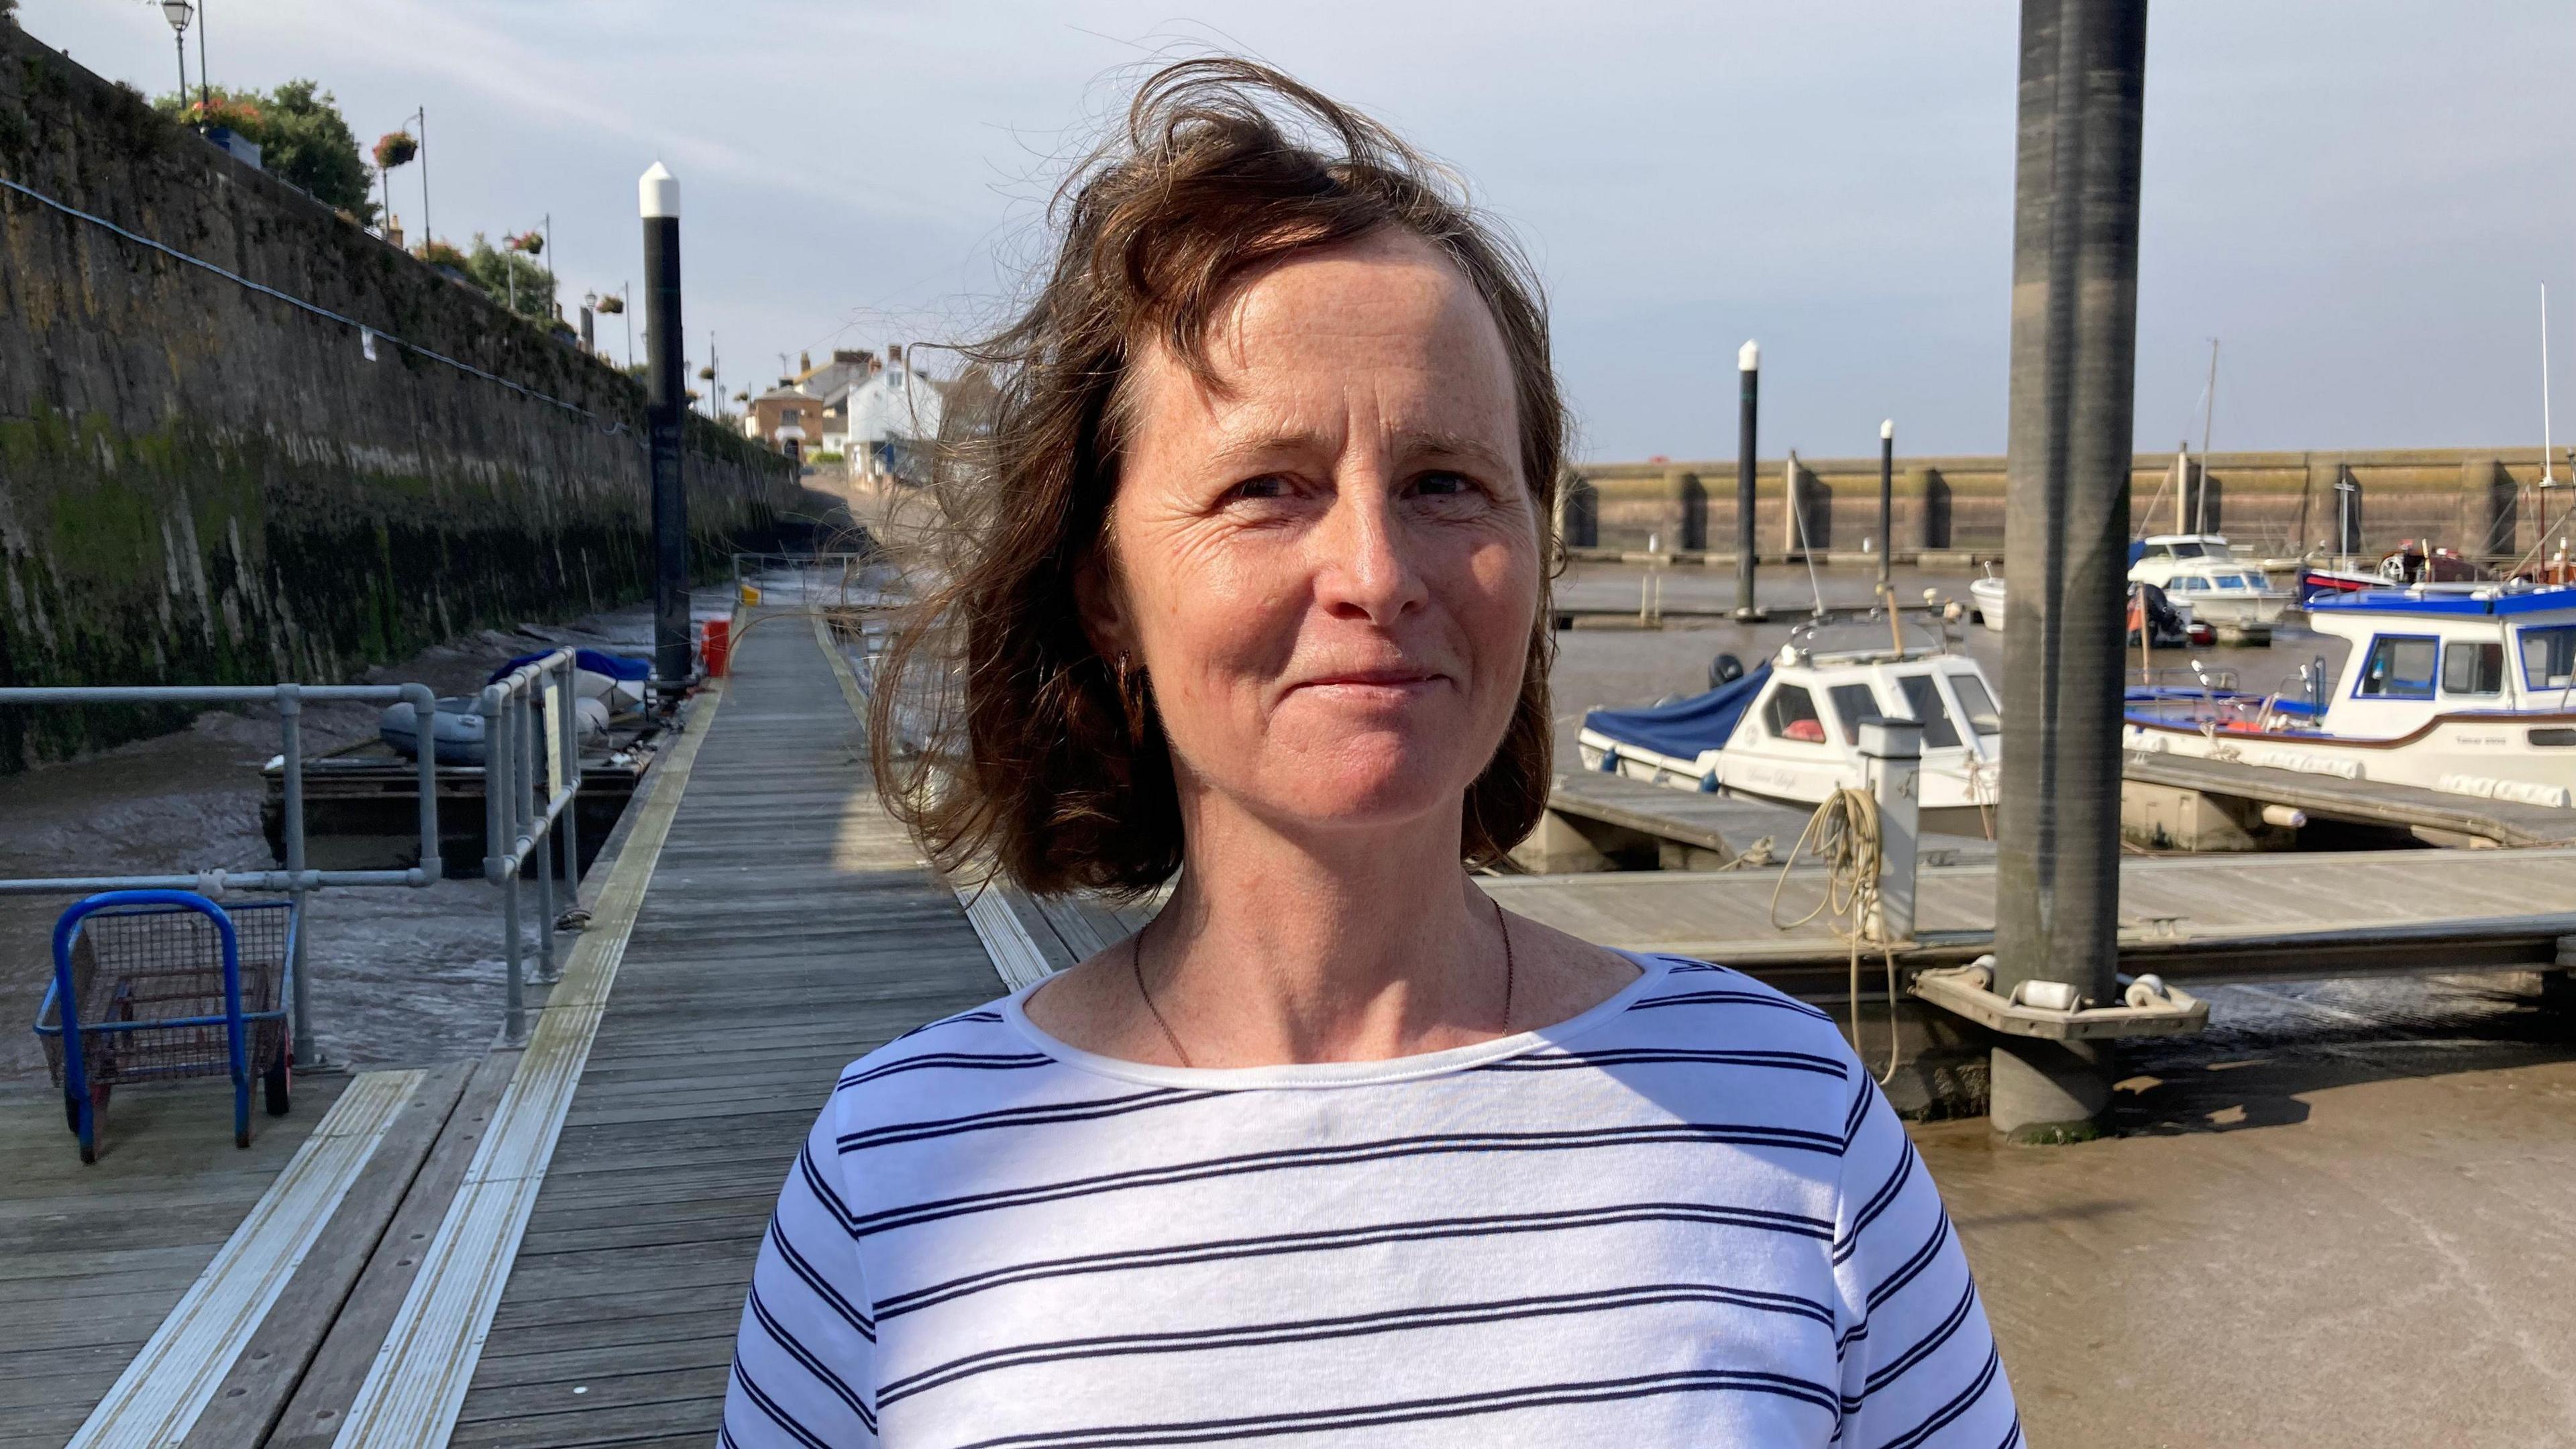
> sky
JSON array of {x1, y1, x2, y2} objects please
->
[{"x1": 19, "y1": 1, "x2": 2575, "y2": 464}]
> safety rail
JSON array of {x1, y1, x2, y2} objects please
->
[
  {"x1": 0, "y1": 682, "x2": 442, "y2": 1067},
  {"x1": 730, "y1": 550, "x2": 882, "y2": 606},
  {"x1": 481, "y1": 649, "x2": 584, "y2": 1043}
]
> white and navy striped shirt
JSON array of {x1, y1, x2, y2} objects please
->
[{"x1": 722, "y1": 953, "x2": 2017, "y2": 1448}]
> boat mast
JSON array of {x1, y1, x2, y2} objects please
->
[
  {"x1": 2544, "y1": 282, "x2": 2558, "y2": 488},
  {"x1": 2195, "y1": 337, "x2": 2218, "y2": 535}
]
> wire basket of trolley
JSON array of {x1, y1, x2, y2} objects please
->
[{"x1": 32, "y1": 890, "x2": 296, "y2": 1163}]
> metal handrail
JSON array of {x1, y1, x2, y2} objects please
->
[
  {"x1": 479, "y1": 650, "x2": 585, "y2": 1042},
  {"x1": 0, "y1": 682, "x2": 443, "y2": 1066}
]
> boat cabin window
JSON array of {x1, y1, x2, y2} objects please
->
[
  {"x1": 1893, "y1": 674, "x2": 1963, "y2": 748},
  {"x1": 1946, "y1": 674, "x2": 2004, "y2": 736},
  {"x1": 2174, "y1": 576, "x2": 2209, "y2": 592},
  {"x1": 2355, "y1": 635, "x2": 2439, "y2": 699},
  {"x1": 1764, "y1": 684, "x2": 1829, "y2": 744},
  {"x1": 1826, "y1": 683, "x2": 1881, "y2": 744},
  {"x1": 2440, "y1": 641, "x2": 2504, "y2": 696},
  {"x1": 2141, "y1": 542, "x2": 2171, "y2": 559},
  {"x1": 2168, "y1": 540, "x2": 2206, "y2": 558},
  {"x1": 2520, "y1": 625, "x2": 2576, "y2": 692}
]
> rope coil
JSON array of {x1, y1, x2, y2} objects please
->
[{"x1": 1768, "y1": 787, "x2": 1902, "y2": 1085}]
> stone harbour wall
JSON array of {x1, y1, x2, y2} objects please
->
[
  {"x1": 0, "y1": 25, "x2": 809, "y2": 767},
  {"x1": 1570, "y1": 447, "x2": 2565, "y2": 564}
]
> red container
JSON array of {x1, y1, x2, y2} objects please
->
[{"x1": 700, "y1": 618, "x2": 732, "y2": 678}]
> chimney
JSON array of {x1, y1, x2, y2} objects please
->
[
  {"x1": 888, "y1": 343, "x2": 905, "y2": 373},
  {"x1": 798, "y1": 350, "x2": 812, "y2": 376}
]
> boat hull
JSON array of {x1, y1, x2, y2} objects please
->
[
  {"x1": 2121, "y1": 713, "x2": 2576, "y2": 806},
  {"x1": 1576, "y1": 733, "x2": 2000, "y2": 837}
]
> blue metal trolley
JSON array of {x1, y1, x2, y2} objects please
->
[{"x1": 34, "y1": 890, "x2": 296, "y2": 1163}]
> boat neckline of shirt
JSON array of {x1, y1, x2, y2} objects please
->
[{"x1": 998, "y1": 950, "x2": 1675, "y2": 1090}]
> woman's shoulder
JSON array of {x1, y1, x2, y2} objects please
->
[
  {"x1": 1610, "y1": 954, "x2": 1847, "y2": 1041},
  {"x1": 820, "y1": 994, "x2": 1060, "y2": 1120},
  {"x1": 1573, "y1": 954, "x2": 1868, "y2": 1106}
]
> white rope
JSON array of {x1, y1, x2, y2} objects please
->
[{"x1": 1768, "y1": 788, "x2": 1902, "y2": 1084}]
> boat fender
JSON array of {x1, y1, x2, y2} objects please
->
[
  {"x1": 1697, "y1": 771, "x2": 1719, "y2": 793},
  {"x1": 1709, "y1": 652, "x2": 1746, "y2": 688},
  {"x1": 1597, "y1": 749, "x2": 1620, "y2": 773}
]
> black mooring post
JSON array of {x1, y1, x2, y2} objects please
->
[
  {"x1": 1992, "y1": 0, "x2": 2149, "y2": 1138},
  {"x1": 1733, "y1": 341, "x2": 1766, "y2": 622},
  {"x1": 641, "y1": 162, "x2": 690, "y2": 690},
  {"x1": 1878, "y1": 419, "x2": 1895, "y2": 590}
]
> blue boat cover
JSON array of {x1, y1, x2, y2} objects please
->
[
  {"x1": 1582, "y1": 663, "x2": 1774, "y2": 761},
  {"x1": 490, "y1": 649, "x2": 653, "y2": 684}
]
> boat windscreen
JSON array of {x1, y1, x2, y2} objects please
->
[
  {"x1": 1894, "y1": 674, "x2": 1963, "y2": 748},
  {"x1": 2522, "y1": 625, "x2": 2576, "y2": 691},
  {"x1": 1946, "y1": 674, "x2": 2002, "y2": 735},
  {"x1": 2169, "y1": 540, "x2": 2206, "y2": 558},
  {"x1": 1827, "y1": 683, "x2": 1881, "y2": 745}
]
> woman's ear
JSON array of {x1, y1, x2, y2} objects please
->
[{"x1": 1073, "y1": 539, "x2": 1131, "y2": 661}]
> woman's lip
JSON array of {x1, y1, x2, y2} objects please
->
[{"x1": 1290, "y1": 672, "x2": 1445, "y2": 691}]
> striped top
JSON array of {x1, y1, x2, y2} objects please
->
[{"x1": 721, "y1": 953, "x2": 2018, "y2": 1448}]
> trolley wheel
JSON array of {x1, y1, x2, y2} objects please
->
[{"x1": 264, "y1": 1055, "x2": 292, "y2": 1117}]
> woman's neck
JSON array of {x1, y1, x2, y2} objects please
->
[{"x1": 1144, "y1": 796, "x2": 1503, "y2": 1064}]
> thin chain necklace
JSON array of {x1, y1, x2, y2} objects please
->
[{"x1": 1130, "y1": 896, "x2": 1516, "y2": 1069}]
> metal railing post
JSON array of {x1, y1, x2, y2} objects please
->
[
  {"x1": 532, "y1": 673, "x2": 556, "y2": 985},
  {"x1": 559, "y1": 659, "x2": 582, "y2": 897},
  {"x1": 277, "y1": 684, "x2": 322, "y2": 1068},
  {"x1": 482, "y1": 684, "x2": 523, "y2": 1044}
]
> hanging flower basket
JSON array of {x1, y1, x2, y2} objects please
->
[{"x1": 372, "y1": 131, "x2": 417, "y2": 170}]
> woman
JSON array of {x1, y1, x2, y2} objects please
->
[{"x1": 724, "y1": 60, "x2": 2016, "y2": 1448}]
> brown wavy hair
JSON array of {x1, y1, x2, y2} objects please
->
[{"x1": 869, "y1": 57, "x2": 1565, "y2": 896}]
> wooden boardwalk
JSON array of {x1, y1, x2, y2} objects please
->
[
  {"x1": 0, "y1": 1075, "x2": 356, "y2": 1449},
  {"x1": 445, "y1": 613, "x2": 1000, "y2": 1446}
]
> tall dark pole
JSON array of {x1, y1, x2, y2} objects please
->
[
  {"x1": 641, "y1": 162, "x2": 692, "y2": 689},
  {"x1": 172, "y1": 25, "x2": 188, "y2": 104},
  {"x1": 1992, "y1": 0, "x2": 2149, "y2": 1138},
  {"x1": 1733, "y1": 341, "x2": 1766, "y2": 622},
  {"x1": 196, "y1": 0, "x2": 208, "y2": 114},
  {"x1": 1878, "y1": 419, "x2": 1895, "y2": 590},
  {"x1": 415, "y1": 108, "x2": 430, "y2": 249}
]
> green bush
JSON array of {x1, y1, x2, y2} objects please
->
[{"x1": 154, "y1": 80, "x2": 376, "y2": 225}]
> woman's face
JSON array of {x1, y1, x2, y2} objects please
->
[{"x1": 1089, "y1": 229, "x2": 1539, "y2": 843}]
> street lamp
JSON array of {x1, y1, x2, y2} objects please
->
[{"x1": 160, "y1": 2, "x2": 192, "y2": 111}]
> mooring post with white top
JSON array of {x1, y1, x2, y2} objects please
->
[
  {"x1": 1992, "y1": 0, "x2": 2147, "y2": 1140},
  {"x1": 1860, "y1": 717, "x2": 1921, "y2": 945},
  {"x1": 1733, "y1": 341, "x2": 1766, "y2": 622},
  {"x1": 641, "y1": 162, "x2": 691, "y2": 692},
  {"x1": 1878, "y1": 419, "x2": 1896, "y2": 590}
]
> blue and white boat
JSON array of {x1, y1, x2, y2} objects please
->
[
  {"x1": 2122, "y1": 584, "x2": 2576, "y2": 806},
  {"x1": 1577, "y1": 616, "x2": 2005, "y2": 835}
]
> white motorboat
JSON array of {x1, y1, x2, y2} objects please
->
[
  {"x1": 2123, "y1": 584, "x2": 2576, "y2": 806},
  {"x1": 2128, "y1": 534, "x2": 2295, "y2": 628},
  {"x1": 1970, "y1": 570, "x2": 2005, "y2": 633},
  {"x1": 1578, "y1": 615, "x2": 2003, "y2": 835}
]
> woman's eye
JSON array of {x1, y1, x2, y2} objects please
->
[
  {"x1": 1413, "y1": 471, "x2": 1474, "y2": 498},
  {"x1": 1228, "y1": 475, "x2": 1290, "y2": 501}
]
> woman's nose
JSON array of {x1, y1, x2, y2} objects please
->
[{"x1": 1311, "y1": 483, "x2": 1428, "y2": 625}]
